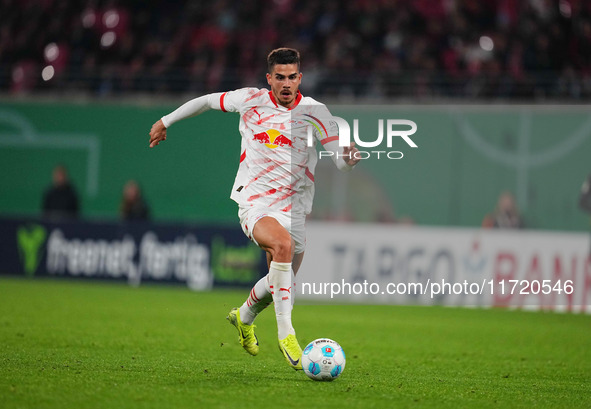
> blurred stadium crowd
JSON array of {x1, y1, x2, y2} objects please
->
[{"x1": 2, "y1": 0, "x2": 591, "y2": 100}]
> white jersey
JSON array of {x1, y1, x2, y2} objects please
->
[{"x1": 162, "y1": 87, "x2": 353, "y2": 216}]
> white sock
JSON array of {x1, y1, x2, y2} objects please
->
[
  {"x1": 239, "y1": 275, "x2": 272, "y2": 325},
  {"x1": 269, "y1": 261, "x2": 294, "y2": 339},
  {"x1": 291, "y1": 268, "x2": 296, "y2": 308}
]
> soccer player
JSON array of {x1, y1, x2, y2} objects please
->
[{"x1": 149, "y1": 48, "x2": 359, "y2": 370}]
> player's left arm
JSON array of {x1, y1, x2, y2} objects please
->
[
  {"x1": 315, "y1": 111, "x2": 360, "y2": 170},
  {"x1": 341, "y1": 142, "x2": 360, "y2": 167},
  {"x1": 320, "y1": 138, "x2": 360, "y2": 171}
]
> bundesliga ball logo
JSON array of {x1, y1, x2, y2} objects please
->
[{"x1": 301, "y1": 338, "x2": 346, "y2": 381}]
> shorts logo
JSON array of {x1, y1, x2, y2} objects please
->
[{"x1": 253, "y1": 129, "x2": 292, "y2": 149}]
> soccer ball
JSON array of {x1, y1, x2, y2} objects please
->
[{"x1": 301, "y1": 338, "x2": 346, "y2": 381}]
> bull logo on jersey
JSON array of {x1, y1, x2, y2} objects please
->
[{"x1": 253, "y1": 129, "x2": 292, "y2": 149}]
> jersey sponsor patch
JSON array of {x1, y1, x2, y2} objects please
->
[{"x1": 253, "y1": 129, "x2": 292, "y2": 149}]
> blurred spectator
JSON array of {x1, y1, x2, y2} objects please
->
[
  {"x1": 482, "y1": 191, "x2": 525, "y2": 229},
  {"x1": 579, "y1": 173, "x2": 591, "y2": 214},
  {"x1": 120, "y1": 180, "x2": 149, "y2": 221},
  {"x1": 2, "y1": 0, "x2": 591, "y2": 99},
  {"x1": 42, "y1": 164, "x2": 79, "y2": 220},
  {"x1": 581, "y1": 173, "x2": 591, "y2": 256}
]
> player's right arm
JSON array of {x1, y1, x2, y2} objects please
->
[
  {"x1": 149, "y1": 119, "x2": 167, "y2": 148},
  {"x1": 148, "y1": 92, "x2": 223, "y2": 148},
  {"x1": 148, "y1": 89, "x2": 255, "y2": 148}
]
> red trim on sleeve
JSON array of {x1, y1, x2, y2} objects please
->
[
  {"x1": 239, "y1": 150, "x2": 246, "y2": 163},
  {"x1": 320, "y1": 135, "x2": 340, "y2": 145},
  {"x1": 220, "y1": 92, "x2": 227, "y2": 112},
  {"x1": 305, "y1": 167, "x2": 315, "y2": 182}
]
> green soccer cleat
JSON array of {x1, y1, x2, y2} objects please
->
[
  {"x1": 278, "y1": 334, "x2": 303, "y2": 370},
  {"x1": 226, "y1": 307, "x2": 259, "y2": 356}
]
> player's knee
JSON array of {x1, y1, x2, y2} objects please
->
[{"x1": 271, "y1": 236, "x2": 292, "y2": 261}]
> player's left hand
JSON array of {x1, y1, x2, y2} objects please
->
[{"x1": 342, "y1": 142, "x2": 360, "y2": 166}]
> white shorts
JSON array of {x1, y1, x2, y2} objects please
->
[{"x1": 238, "y1": 206, "x2": 306, "y2": 254}]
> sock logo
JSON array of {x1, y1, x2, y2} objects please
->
[
  {"x1": 17, "y1": 224, "x2": 47, "y2": 276},
  {"x1": 280, "y1": 286, "x2": 291, "y2": 300}
]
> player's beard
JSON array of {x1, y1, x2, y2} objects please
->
[{"x1": 280, "y1": 88, "x2": 294, "y2": 104}]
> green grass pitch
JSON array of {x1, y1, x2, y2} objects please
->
[{"x1": 1, "y1": 278, "x2": 590, "y2": 409}]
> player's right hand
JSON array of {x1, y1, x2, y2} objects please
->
[{"x1": 149, "y1": 119, "x2": 167, "y2": 148}]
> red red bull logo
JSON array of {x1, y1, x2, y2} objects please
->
[{"x1": 253, "y1": 129, "x2": 292, "y2": 149}]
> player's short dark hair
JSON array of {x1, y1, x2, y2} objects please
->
[{"x1": 267, "y1": 48, "x2": 300, "y2": 73}]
